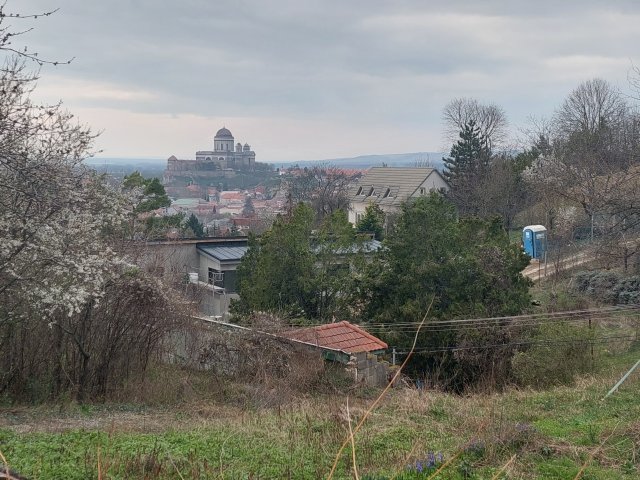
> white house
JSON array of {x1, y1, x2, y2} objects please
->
[{"x1": 348, "y1": 167, "x2": 449, "y2": 225}]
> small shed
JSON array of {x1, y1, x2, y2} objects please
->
[
  {"x1": 282, "y1": 321, "x2": 391, "y2": 386},
  {"x1": 522, "y1": 225, "x2": 547, "y2": 260},
  {"x1": 283, "y1": 321, "x2": 387, "y2": 357}
]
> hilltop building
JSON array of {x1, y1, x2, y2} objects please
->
[
  {"x1": 165, "y1": 127, "x2": 256, "y2": 180},
  {"x1": 195, "y1": 127, "x2": 255, "y2": 169}
]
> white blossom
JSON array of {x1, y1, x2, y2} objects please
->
[{"x1": 0, "y1": 60, "x2": 131, "y2": 321}]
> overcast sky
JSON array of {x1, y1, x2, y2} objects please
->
[{"x1": 15, "y1": 0, "x2": 640, "y2": 161}]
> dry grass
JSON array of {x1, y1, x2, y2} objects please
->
[{"x1": 1, "y1": 350, "x2": 639, "y2": 478}]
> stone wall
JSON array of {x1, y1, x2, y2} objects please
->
[
  {"x1": 349, "y1": 352, "x2": 392, "y2": 387},
  {"x1": 168, "y1": 318, "x2": 391, "y2": 387}
]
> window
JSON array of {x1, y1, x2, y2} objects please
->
[
  {"x1": 419, "y1": 187, "x2": 426, "y2": 195},
  {"x1": 207, "y1": 268, "x2": 238, "y2": 293},
  {"x1": 383, "y1": 188, "x2": 390, "y2": 198},
  {"x1": 208, "y1": 267, "x2": 224, "y2": 287},
  {"x1": 356, "y1": 186, "x2": 363, "y2": 195}
]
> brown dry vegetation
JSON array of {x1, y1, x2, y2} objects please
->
[{"x1": 1, "y1": 353, "x2": 640, "y2": 479}]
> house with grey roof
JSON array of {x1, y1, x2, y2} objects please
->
[
  {"x1": 197, "y1": 243, "x2": 248, "y2": 293},
  {"x1": 141, "y1": 236, "x2": 382, "y2": 319},
  {"x1": 348, "y1": 167, "x2": 449, "y2": 225},
  {"x1": 140, "y1": 237, "x2": 249, "y2": 318}
]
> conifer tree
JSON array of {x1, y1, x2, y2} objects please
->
[
  {"x1": 185, "y1": 213, "x2": 205, "y2": 238},
  {"x1": 355, "y1": 203, "x2": 385, "y2": 240},
  {"x1": 242, "y1": 196, "x2": 256, "y2": 217},
  {"x1": 443, "y1": 121, "x2": 491, "y2": 215},
  {"x1": 123, "y1": 172, "x2": 171, "y2": 213}
]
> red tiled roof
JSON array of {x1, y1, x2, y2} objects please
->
[
  {"x1": 220, "y1": 192, "x2": 246, "y2": 201},
  {"x1": 283, "y1": 321, "x2": 387, "y2": 354}
]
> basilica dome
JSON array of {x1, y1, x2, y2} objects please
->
[{"x1": 215, "y1": 127, "x2": 233, "y2": 139}]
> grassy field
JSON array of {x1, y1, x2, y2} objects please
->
[{"x1": 1, "y1": 343, "x2": 639, "y2": 479}]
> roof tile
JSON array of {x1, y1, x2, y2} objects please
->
[
  {"x1": 349, "y1": 167, "x2": 441, "y2": 206},
  {"x1": 282, "y1": 321, "x2": 387, "y2": 354}
]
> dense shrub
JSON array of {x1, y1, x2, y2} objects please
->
[
  {"x1": 573, "y1": 271, "x2": 640, "y2": 304},
  {"x1": 197, "y1": 315, "x2": 355, "y2": 407},
  {"x1": 511, "y1": 323, "x2": 593, "y2": 387},
  {"x1": 359, "y1": 195, "x2": 532, "y2": 392},
  {"x1": 0, "y1": 271, "x2": 186, "y2": 403}
]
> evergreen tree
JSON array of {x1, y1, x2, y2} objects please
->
[
  {"x1": 242, "y1": 196, "x2": 255, "y2": 217},
  {"x1": 358, "y1": 193, "x2": 531, "y2": 390},
  {"x1": 234, "y1": 204, "x2": 315, "y2": 318},
  {"x1": 443, "y1": 121, "x2": 491, "y2": 215},
  {"x1": 144, "y1": 213, "x2": 185, "y2": 239},
  {"x1": 355, "y1": 203, "x2": 385, "y2": 240},
  {"x1": 185, "y1": 213, "x2": 205, "y2": 238},
  {"x1": 233, "y1": 205, "x2": 362, "y2": 321},
  {"x1": 123, "y1": 172, "x2": 171, "y2": 212}
]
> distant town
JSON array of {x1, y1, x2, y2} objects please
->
[{"x1": 86, "y1": 128, "x2": 448, "y2": 237}]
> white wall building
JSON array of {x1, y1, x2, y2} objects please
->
[{"x1": 348, "y1": 167, "x2": 449, "y2": 225}]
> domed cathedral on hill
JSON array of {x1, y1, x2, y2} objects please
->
[
  {"x1": 196, "y1": 127, "x2": 256, "y2": 169},
  {"x1": 165, "y1": 127, "x2": 256, "y2": 178}
]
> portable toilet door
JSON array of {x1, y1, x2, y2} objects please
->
[{"x1": 522, "y1": 225, "x2": 547, "y2": 259}]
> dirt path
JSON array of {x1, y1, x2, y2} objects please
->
[
  {"x1": 523, "y1": 251, "x2": 592, "y2": 281},
  {"x1": 0, "y1": 408, "x2": 184, "y2": 434}
]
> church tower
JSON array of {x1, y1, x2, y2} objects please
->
[{"x1": 214, "y1": 127, "x2": 234, "y2": 152}]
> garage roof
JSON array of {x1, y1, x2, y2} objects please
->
[{"x1": 197, "y1": 244, "x2": 248, "y2": 262}]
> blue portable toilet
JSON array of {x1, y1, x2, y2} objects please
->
[{"x1": 522, "y1": 225, "x2": 547, "y2": 260}]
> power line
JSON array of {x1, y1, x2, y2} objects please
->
[
  {"x1": 285, "y1": 304, "x2": 640, "y2": 331},
  {"x1": 392, "y1": 334, "x2": 637, "y2": 355},
  {"x1": 370, "y1": 304, "x2": 640, "y2": 327},
  {"x1": 363, "y1": 313, "x2": 640, "y2": 334}
]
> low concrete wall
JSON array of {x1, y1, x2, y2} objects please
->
[{"x1": 167, "y1": 318, "x2": 391, "y2": 387}]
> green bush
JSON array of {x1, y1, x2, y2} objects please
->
[{"x1": 511, "y1": 323, "x2": 593, "y2": 388}]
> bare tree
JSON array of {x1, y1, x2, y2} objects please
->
[
  {"x1": 284, "y1": 164, "x2": 360, "y2": 221},
  {"x1": 478, "y1": 153, "x2": 531, "y2": 230},
  {"x1": 442, "y1": 97, "x2": 509, "y2": 149},
  {"x1": 555, "y1": 78, "x2": 628, "y2": 137},
  {"x1": 523, "y1": 78, "x2": 640, "y2": 269},
  {"x1": 628, "y1": 63, "x2": 640, "y2": 102}
]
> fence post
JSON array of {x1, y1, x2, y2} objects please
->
[{"x1": 604, "y1": 359, "x2": 640, "y2": 399}]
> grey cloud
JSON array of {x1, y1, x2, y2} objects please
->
[{"x1": 15, "y1": 0, "x2": 640, "y2": 148}]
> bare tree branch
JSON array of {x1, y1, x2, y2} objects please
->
[
  {"x1": 0, "y1": 5, "x2": 73, "y2": 66},
  {"x1": 442, "y1": 97, "x2": 509, "y2": 149}
]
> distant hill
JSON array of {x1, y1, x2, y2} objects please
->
[
  {"x1": 267, "y1": 152, "x2": 445, "y2": 170},
  {"x1": 86, "y1": 153, "x2": 448, "y2": 177},
  {"x1": 85, "y1": 157, "x2": 166, "y2": 180}
]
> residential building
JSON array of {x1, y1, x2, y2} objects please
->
[
  {"x1": 140, "y1": 237, "x2": 248, "y2": 318},
  {"x1": 348, "y1": 167, "x2": 449, "y2": 225}
]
